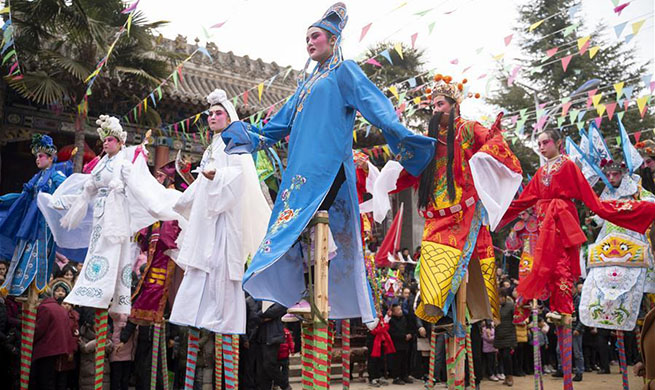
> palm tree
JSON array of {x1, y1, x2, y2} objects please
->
[{"x1": 6, "y1": 0, "x2": 180, "y2": 171}]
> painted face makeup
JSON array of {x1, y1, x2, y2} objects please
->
[
  {"x1": 207, "y1": 105, "x2": 229, "y2": 132},
  {"x1": 306, "y1": 27, "x2": 333, "y2": 64},
  {"x1": 537, "y1": 134, "x2": 559, "y2": 159},
  {"x1": 607, "y1": 170, "x2": 624, "y2": 188},
  {"x1": 35, "y1": 152, "x2": 53, "y2": 170},
  {"x1": 103, "y1": 136, "x2": 121, "y2": 156}
]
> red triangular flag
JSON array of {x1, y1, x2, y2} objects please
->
[
  {"x1": 605, "y1": 101, "x2": 617, "y2": 120},
  {"x1": 360, "y1": 22, "x2": 372, "y2": 42},
  {"x1": 561, "y1": 55, "x2": 573, "y2": 72},
  {"x1": 634, "y1": 131, "x2": 641, "y2": 143},
  {"x1": 546, "y1": 47, "x2": 559, "y2": 58},
  {"x1": 504, "y1": 34, "x2": 513, "y2": 46},
  {"x1": 624, "y1": 99, "x2": 630, "y2": 111},
  {"x1": 411, "y1": 33, "x2": 418, "y2": 49},
  {"x1": 243, "y1": 90, "x2": 249, "y2": 106},
  {"x1": 579, "y1": 40, "x2": 590, "y2": 55},
  {"x1": 374, "y1": 203, "x2": 404, "y2": 268}
]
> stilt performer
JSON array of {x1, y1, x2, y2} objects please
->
[
  {"x1": 221, "y1": 2, "x2": 434, "y2": 378},
  {"x1": 578, "y1": 120, "x2": 655, "y2": 390},
  {"x1": 0, "y1": 134, "x2": 74, "y2": 390},
  {"x1": 169, "y1": 88, "x2": 270, "y2": 388},
  {"x1": 38, "y1": 115, "x2": 183, "y2": 387},
  {"x1": 372, "y1": 77, "x2": 522, "y2": 388},
  {"x1": 498, "y1": 128, "x2": 655, "y2": 390}
]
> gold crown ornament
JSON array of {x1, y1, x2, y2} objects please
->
[{"x1": 426, "y1": 74, "x2": 480, "y2": 104}]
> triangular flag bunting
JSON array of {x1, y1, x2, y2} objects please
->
[
  {"x1": 493, "y1": 53, "x2": 505, "y2": 61},
  {"x1": 592, "y1": 93, "x2": 603, "y2": 107},
  {"x1": 634, "y1": 131, "x2": 641, "y2": 143},
  {"x1": 394, "y1": 43, "x2": 404, "y2": 60},
  {"x1": 614, "y1": 21, "x2": 628, "y2": 38},
  {"x1": 632, "y1": 20, "x2": 645, "y2": 35},
  {"x1": 428, "y1": 22, "x2": 436, "y2": 35},
  {"x1": 257, "y1": 82, "x2": 264, "y2": 101},
  {"x1": 617, "y1": 111, "x2": 625, "y2": 121},
  {"x1": 577, "y1": 36, "x2": 591, "y2": 51},
  {"x1": 637, "y1": 95, "x2": 649, "y2": 117},
  {"x1": 623, "y1": 85, "x2": 634, "y2": 99},
  {"x1": 563, "y1": 23, "x2": 579, "y2": 36},
  {"x1": 596, "y1": 103, "x2": 606, "y2": 117},
  {"x1": 589, "y1": 46, "x2": 600, "y2": 59},
  {"x1": 614, "y1": 81, "x2": 624, "y2": 99},
  {"x1": 561, "y1": 55, "x2": 573, "y2": 72},
  {"x1": 606, "y1": 101, "x2": 617, "y2": 120},
  {"x1": 625, "y1": 34, "x2": 634, "y2": 44},
  {"x1": 561, "y1": 101, "x2": 572, "y2": 117},
  {"x1": 546, "y1": 47, "x2": 559, "y2": 58},
  {"x1": 529, "y1": 19, "x2": 545, "y2": 32},
  {"x1": 642, "y1": 74, "x2": 653, "y2": 87},
  {"x1": 388, "y1": 85, "x2": 399, "y2": 100},
  {"x1": 360, "y1": 23, "x2": 372, "y2": 42},
  {"x1": 380, "y1": 49, "x2": 393, "y2": 65},
  {"x1": 410, "y1": 33, "x2": 418, "y2": 49},
  {"x1": 504, "y1": 34, "x2": 513, "y2": 46},
  {"x1": 414, "y1": 8, "x2": 433, "y2": 17},
  {"x1": 365, "y1": 58, "x2": 382, "y2": 67}
]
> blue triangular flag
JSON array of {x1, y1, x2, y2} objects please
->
[
  {"x1": 149, "y1": 92, "x2": 157, "y2": 107},
  {"x1": 408, "y1": 77, "x2": 416, "y2": 88},
  {"x1": 380, "y1": 49, "x2": 393, "y2": 65},
  {"x1": 568, "y1": 4, "x2": 581, "y2": 19},
  {"x1": 623, "y1": 86, "x2": 634, "y2": 99},
  {"x1": 197, "y1": 46, "x2": 213, "y2": 62},
  {"x1": 624, "y1": 34, "x2": 634, "y2": 43},
  {"x1": 642, "y1": 74, "x2": 653, "y2": 87},
  {"x1": 614, "y1": 21, "x2": 628, "y2": 38}
]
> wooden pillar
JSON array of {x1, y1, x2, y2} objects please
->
[{"x1": 154, "y1": 144, "x2": 169, "y2": 169}]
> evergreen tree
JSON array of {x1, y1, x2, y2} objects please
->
[{"x1": 488, "y1": 0, "x2": 653, "y2": 174}]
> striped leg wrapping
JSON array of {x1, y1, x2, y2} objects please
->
[
  {"x1": 19, "y1": 307, "x2": 37, "y2": 390},
  {"x1": 301, "y1": 323, "x2": 315, "y2": 390},
  {"x1": 465, "y1": 325, "x2": 475, "y2": 387},
  {"x1": 222, "y1": 335, "x2": 236, "y2": 390},
  {"x1": 312, "y1": 324, "x2": 330, "y2": 390},
  {"x1": 94, "y1": 309, "x2": 109, "y2": 390},
  {"x1": 232, "y1": 335, "x2": 239, "y2": 390},
  {"x1": 617, "y1": 331, "x2": 630, "y2": 390},
  {"x1": 427, "y1": 329, "x2": 437, "y2": 389},
  {"x1": 342, "y1": 320, "x2": 351, "y2": 390},
  {"x1": 184, "y1": 329, "x2": 200, "y2": 390},
  {"x1": 558, "y1": 326, "x2": 573, "y2": 390},
  {"x1": 160, "y1": 323, "x2": 170, "y2": 390},
  {"x1": 214, "y1": 333, "x2": 223, "y2": 390},
  {"x1": 151, "y1": 323, "x2": 162, "y2": 390}
]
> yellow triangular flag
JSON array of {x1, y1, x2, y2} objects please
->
[
  {"x1": 596, "y1": 103, "x2": 606, "y2": 117},
  {"x1": 193, "y1": 113, "x2": 201, "y2": 124},
  {"x1": 143, "y1": 98, "x2": 148, "y2": 113},
  {"x1": 257, "y1": 82, "x2": 264, "y2": 101},
  {"x1": 614, "y1": 82, "x2": 625, "y2": 98},
  {"x1": 577, "y1": 36, "x2": 591, "y2": 51},
  {"x1": 413, "y1": 96, "x2": 421, "y2": 105},
  {"x1": 0, "y1": 7, "x2": 10, "y2": 14},
  {"x1": 632, "y1": 20, "x2": 645, "y2": 35},
  {"x1": 529, "y1": 19, "x2": 545, "y2": 32},
  {"x1": 637, "y1": 95, "x2": 649, "y2": 114},
  {"x1": 493, "y1": 53, "x2": 505, "y2": 61},
  {"x1": 389, "y1": 86, "x2": 399, "y2": 100},
  {"x1": 592, "y1": 93, "x2": 603, "y2": 107},
  {"x1": 353, "y1": 130, "x2": 357, "y2": 143},
  {"x1": 589, "y1": 46, "x2": 600, "y2": 59},
  {"x1": 394, "y1": 42, "x2": 404, "y2": 60}
]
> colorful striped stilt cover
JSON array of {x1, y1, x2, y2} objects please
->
[
  {"x1": 616, "y1": 331, "x2": 630, "y2": 390},
  {"x1": 19, "y1": 306, "x2": 37, "y2": 390},
  {"x1": 326, "y1": 322, "x2": 335, "y2": 384},
  {"x1": 151, "y1": 323, "x2": 162, "y2": 390},
  {"x1": 184, "y1": 328, "x2": 200, "y2": 390},
  {"x1": 160, "y1": 322, "x2": 169, "y2": 390},
  {"x1": 222, "y1": 335, "x2": 237, "y2": 390},
  {"x1": 94, "y1": 309, "x2": 109, "y2": 390},
  {"x1": 301, "y1": 323, "x2": 315, "y2": 390},
  {"x1": 312, "y1": 323, "x2": 330, "y2": 390},
  {"x1": 214, "y1": 333, "x2": 223, "y2": 390},
  {"x1": 465, "y1": 324, "x2": 475, "y2": 387},
  {"x1": 427, "y1": 327, "x2": 437, "y2": 389},
  {"x1": 342, "y1": 320, "x2": 351, "y2": 390},
  {"x1": 557, "y1": 326, "x2": 573, "y2": 390},
  {"x1": 232, "y1": 335, "x2": 239, "y2": 389},
  {"x1": 531, "y1": 305, "x2": 544, "y2": 390}
]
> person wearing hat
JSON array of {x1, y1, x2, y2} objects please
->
[
  {"x1": 372, "y1": 77, "x2": 523, "y2": 326},
  {"x1": 0, "y1": 134, "x2": 70, "y2": 297},
  {"x1": 169, "y1": 88, "x2": 270, "y2": 335},
  {"x1": 221, "y1": 2, "x2": 435, "y2": 325},
  {"x1": 38, "y1": 115, "x2": 183, "y2": 315},
  {"x1": 637, "y1": 139, "x2": 655, "y2": 194}
]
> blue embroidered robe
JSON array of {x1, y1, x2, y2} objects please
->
[
  {"x1": 222, "y1": 60, "x2": 435, "y2": 322},
  {"x1": 0, "y1": 163, "x2": 68, "y2": 295}
]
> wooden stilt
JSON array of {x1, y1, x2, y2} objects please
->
[
  {"x1": 312, "y1": 211, "x2": 330, "y2": 390},
  {"x1": 150, "y1": 323, "x2": 161, "y2": 390},
  {"x1": 160, "y1": 322, "x2": 170, "y2": 390},
  {"x1": 447, "y1": 275, "x2": 467, "y2": 390},
  {"x1": 19, "y1": 283, "x2": 39, "y2": 390},
  {"x1": 342, "y1": 320, "x2": 351, "y2": 390},
  {"x1": 214, "y1": 333, "x2": 223, "y2": 390},
  {"x1": 184, "y1": 328, "x2": 200, "y2": 390},
  {"x1": 94, "y1": 309, "x2": 109, "y2": 390}
]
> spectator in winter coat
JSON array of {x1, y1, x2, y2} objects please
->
[
  {"x1": 30, "y1": 291, "x2": 76, "y2": 390},
  {"x1": 275, "y1": 327, "x2": 294, "y2": 390},
  {"x1": 254, "y1": 301, "x2": 287, "y2": 390},
  {"x1": 109, "y1": 313, "x2": 136, "y2": 390},
  {"x1": 388, "y1": 304, "x2": 414, "y2": 385},
  {"x1": 481, "y1": 320, "x2": 499, "y2": 381},
  {"x1": 494, "y1": 288, "x2": 517, "y2": 386}
]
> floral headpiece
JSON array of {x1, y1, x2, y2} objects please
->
[
  {"x1": 426, "y1": 74, "x2": 480, "y2": 104},
  {"x1": 600, "y1": 158, "x2": 626, "y2": 173},
  {"x1": 96, "y1": 115, "x2": 127, "y2": 143},
  {"x1": 31, "y1": 133, "x2": 57, "y2": 156},
  {"x1": 635, "y1": 139, "x2": 655, "y2": 158}
]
